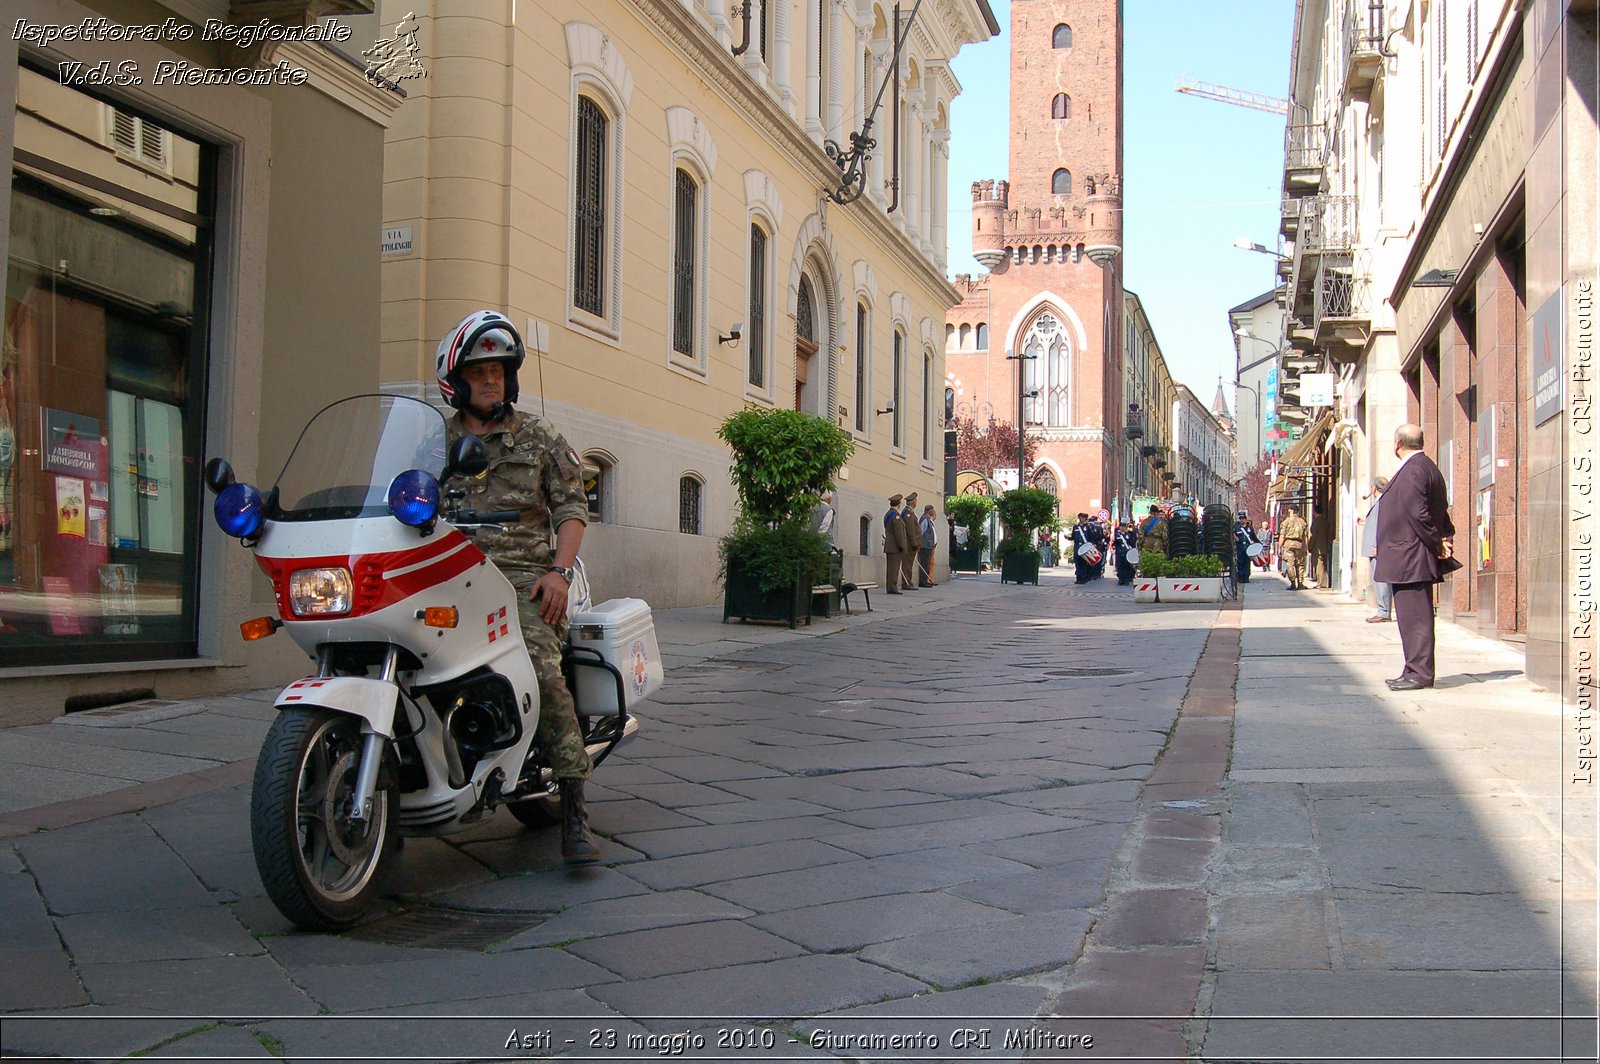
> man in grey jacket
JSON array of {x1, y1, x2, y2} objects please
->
[{"x1": 1361, "y1": 476, "x2": 1392, "y2": 622}]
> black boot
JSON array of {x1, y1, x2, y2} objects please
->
[{"x1": 559, "y1": 779, "x2": 601, "y2": 865}]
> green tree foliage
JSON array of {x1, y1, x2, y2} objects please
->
[
  {"x1": 953, "y1": 417, "x2": 1040, "y2": 479},
  {"x1": 716, "y1": 406, "x2": 854, "y2": 593},
  {"x1": 716, "y1": 407, "x2": 855, "y2": 526}
]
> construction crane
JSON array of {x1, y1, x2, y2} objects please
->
[{"x1": 1174, "y1": 77, "x2": 1289, "y2": 116}]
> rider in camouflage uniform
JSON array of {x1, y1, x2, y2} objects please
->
[{"x1": 437, "y1": 310, "x2": 599, "y2": 863}]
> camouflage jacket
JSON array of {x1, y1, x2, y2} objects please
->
[{"x1": 446, "y1": 409, "x2": 588, "y2": 587}]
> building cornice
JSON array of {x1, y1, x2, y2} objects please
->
[{"x1": 619, "y1": 0, "x2": 957, "y2": 303}]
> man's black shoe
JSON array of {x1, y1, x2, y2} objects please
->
[{"x1": 1387, "y1": 678, "x2": 1432, "y2": 691}]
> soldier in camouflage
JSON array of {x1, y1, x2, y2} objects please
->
[{"x1": 436, "y1": 310, "x2": 600, "y2": 864}]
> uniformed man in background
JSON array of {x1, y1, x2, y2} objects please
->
[
  {"x1": 884, "y1": 493, "x2": 907, "y2": 593},
  {"x1": 899, "y1": 492, "x2": 921, "y2": 591}
]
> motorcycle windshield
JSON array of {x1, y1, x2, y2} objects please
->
[{"x1": 268, "y1": 395, "x2": 450, "y2": 522}]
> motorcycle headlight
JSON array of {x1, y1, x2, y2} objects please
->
[
  {"x1": 214, "y1": 483, "x2": 264, "y2": 539},
  {"x1": 288, "y1": 567, "x2": 353, "y2": 616},
  {"x1": 387, "y1": 469, "x2": 441, "y2": 528}
]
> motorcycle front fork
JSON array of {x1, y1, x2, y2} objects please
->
[{"x1": 318, "y1": 646, "x2": 399, "y2": 824}]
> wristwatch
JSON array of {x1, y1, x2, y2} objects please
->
[{"x1": 549, "y1": 565, "x2": 573, "y2": 584}]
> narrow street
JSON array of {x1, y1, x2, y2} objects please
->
[{"x1": 1, "y1": 569, "x2": 1593, "y2": 1062}]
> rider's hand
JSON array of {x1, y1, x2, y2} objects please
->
[{"x1": 532, "y1": 571, "x2": 569, "y2": 626}]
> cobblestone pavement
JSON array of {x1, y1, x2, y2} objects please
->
[
  {"x1": 1, "y1": 572, "x2": 1216, "y2": 1062},
  {"x1": 1, "y1": 569, "x2": 1594, "y2": 1062}
]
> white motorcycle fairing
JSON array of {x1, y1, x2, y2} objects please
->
[{"x1": 254, "y1": 516, "x2": 545, "y2": 833}]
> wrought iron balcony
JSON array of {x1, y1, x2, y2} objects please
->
[
  {"x1": 1125, "y1": 406, "x2": 1145, "y2": 439},
  {"x1": 1140, "y1": 444, "x2": 1161, "y2": 458},
  {"x1": 1344, "y1": 2, "x2": 1386, "y2": 98},
  {"x1": 1314, "y1": 249, "x2": 1374, "y2": 357},
  {"x1": 1283, "y1": 122, "x2": 1326, "y2": 194}
]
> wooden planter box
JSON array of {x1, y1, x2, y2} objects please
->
[
  {"x1": 1000, "y1": 552, "x2": 1041, "y2": 585},
  {"x1": 723, "y1": 559, "x2": 811, "y2": 628},
  {"x1": 1157, "y1": 576, "x2": 1223, "y2": 602},
  {"x1": 949, "y1": 544, "x2": 983, "y2": 573},
  {"x1": 1132, "y1": 579, "x2": 1160, "y2": 602}
]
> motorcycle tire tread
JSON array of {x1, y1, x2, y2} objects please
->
[{"x1": 250, "y1": 707, "x2": 399, "y2": 933}]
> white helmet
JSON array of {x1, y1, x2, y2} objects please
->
[{"x1": 435, "y1": 310, "x2": 524, "y2": 411}]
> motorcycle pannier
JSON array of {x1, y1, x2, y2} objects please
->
[{"x1": 568, "y1": 597, "x2": 663, "y2": 713}]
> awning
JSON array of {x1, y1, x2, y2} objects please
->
[{"x1": 1269, "y1": 410, "x2": 1335, "y2": 499}]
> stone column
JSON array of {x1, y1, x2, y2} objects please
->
[
  {"x1": 902, "y1": 86, "x2": 923, "y2": 236},
  {"x1": 828, "y1": 1, "x2": 848, "y2": 142},
  {"x1": 773, "y1": 0, "x2": 794, "y2": 116},
  {"x1": 804, "y1": 0, "x2": 822, "y2": 139},
  {"x1": 931, "y1": 126, "x2": 950, "y2": 270}
]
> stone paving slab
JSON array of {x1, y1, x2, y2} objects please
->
[
  {"x1": 496, "y1": 888, "x2": 756, "y2": 948},
  {"x1": 747, "y1": 891, "x2": 1015, "y2": 953},
  {"x1": 565, "y1": 918, "x2": 806, "y2": 981},
  {"x1": 77, "y1": 954, "x2": 317, "y2": 1014},
  {"x1": 0, "y1": 1009, "x2": 202, "y2": 1062},
  {"x1": 858, "y1": 908, "x2": 1095, "y2": 990},
  {"x1": 585, "y1": 953, "x2": 930, "y2": 1026}
]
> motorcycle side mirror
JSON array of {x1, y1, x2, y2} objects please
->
[
  {"x1": 444, "y1": 435, "x2": 489, "y2": 480},
  {"x1": 203, "y1": 458, "x2": 236, "y2": 495}
]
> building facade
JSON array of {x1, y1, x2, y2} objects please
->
[
  {"x1": 943, "y1": 0, "x2": 1126, "y2": 518},
  {"x1": 1, "y1": 0, "x2": 398, "y2": 724},
  {"x1": 1277, "y1": 0, "x2": 1596, "y2": 700},
  {"x1": 377, "y1": 0, "x2": 997, "y2": 606}
]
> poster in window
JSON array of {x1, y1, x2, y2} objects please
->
[
  {"x1": 100, "y1": 564, "x2": 139, "y2": 635},
  {"x1": 42, "y1": 408, "x2": 103, "y2": 480},
  {"x1": 55, "y1": 476, "x2": 86, "y2": 539},
  {"x1": 87, "y1": 505, "x2": 108, "y2": 547}
]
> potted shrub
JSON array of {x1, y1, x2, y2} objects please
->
[
  {"x1": 1132, "y1": 550, "x2": 1165, "y2": 603},
  {"x1": 946, "y1": 494, "x2": 994, "y2": 573},
  {"x1": 994, "y1": 486, "x2": 1059, "y2": 586},
  {"x1": 717, "y1": 407, "x2": 854, "y2": 628},
  {"x1": 1159, "y1": 553, "x2": 1226, "y2": 603}
]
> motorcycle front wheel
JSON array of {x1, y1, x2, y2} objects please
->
[{"x1": 250, "y1": 708, "x2": 398, "y2": 932}]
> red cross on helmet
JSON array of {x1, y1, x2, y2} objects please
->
[{"x1": 435, "y1": 309, "x2": 525, "y2": 411}]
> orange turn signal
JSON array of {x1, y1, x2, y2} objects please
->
[
  {"x1": 422, "y1": 607, "x2": 459, "y2": 629},
  {"x1": 240, "y1": 616, "x2": 280, "y2": 641}
]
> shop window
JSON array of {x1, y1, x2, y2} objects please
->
[{"x1": 4, "y1": 67, "x2": 213, "y2": 667}]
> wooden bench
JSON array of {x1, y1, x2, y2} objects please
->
[{"x1": 839, "y1": 581, "x2": 877, "y2": 614}]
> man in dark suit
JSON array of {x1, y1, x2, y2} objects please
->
[{"x1": 1373, "y1": 423, "x2": 1456, "y2": 691}]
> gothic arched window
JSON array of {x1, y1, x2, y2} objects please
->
[
  {"x1": 1032, "y1": 467, "x2": 1058, "y2": 495},
  {"x1": 1052, "y1": 24, "x2": 1072, "y2": 49},
  {"x1": 1020, "y1": 311, "x2": 1071, "y2": 426},
  {"x1": 1052, "y1": 168, "x2": 1072, "y2": 196}
]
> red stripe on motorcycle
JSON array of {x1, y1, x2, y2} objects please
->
[{"x1": 256, "y1": 532, "x2": 485, "y2": 621}]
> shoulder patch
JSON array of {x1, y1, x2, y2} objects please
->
[{"x1": 566, "y1": 448, "x2": 581, "y2": 468}]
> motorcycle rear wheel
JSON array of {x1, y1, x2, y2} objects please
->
[{"x1": 251, "y1": 707, "x2": 398, "y2": 932}]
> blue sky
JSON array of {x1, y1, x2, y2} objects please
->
[{"x1": 946, "y1": 0, "x2": 1295, "y2": 408}]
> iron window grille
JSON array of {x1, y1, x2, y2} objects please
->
[
  {"x1": 748, "y1": 225, "x2": 767, "y2": 388},
  {"x1": 855, "y1": 303, "x2": 867, "y2": 432},
  {"x1": 672, "y1": 168, "x2": 697, "y2": 357},
  {"x1": 679, "y1": 476, "x2": 702, "y2": 535},
  {"x1": 859, "y1": 514, "x2": 871, "y2": 555},
  {"x1": 574, "y1": 97, "x2": 607, "y2": 317}
]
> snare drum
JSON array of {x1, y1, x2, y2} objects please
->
[{"x1": 1245, "y1": 542, "x2": 1265, "y2": 559}]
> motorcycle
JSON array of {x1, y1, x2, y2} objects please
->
[{"x1": 204, "y1": 394, "x2": 656, "y2": 931}]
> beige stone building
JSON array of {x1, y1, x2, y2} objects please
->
[
  {"x1": 1, "y1": 0, "x2": 398, "y2": 723},
  {"x1": 376, "y1": 0, "x2": 998, "y2": 605}
]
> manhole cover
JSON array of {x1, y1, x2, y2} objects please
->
[
  {"x1": 1043, "y1": 667, "x2": 1135, "y2": 677},
  {"x1": 344, "y1": 906, "x2": 548, "y2": 951}
]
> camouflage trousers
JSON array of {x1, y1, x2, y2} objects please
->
[{"x1": 515, "y1": 595, "x2": 593, "y2": 781}]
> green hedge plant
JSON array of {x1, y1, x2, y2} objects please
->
[
  {"x1": 993, "y1": 487, "x2": 1059, "y2": 557},
  {"x1": 1136, "y1": 550, "x2": 1168, "y2": 579},
  {"x1": 1166, "y1": 553, "x2": 1226, "y2": 579},
  {"x1": 945, "y1": 494, "x2": 995, "y2": 554},
  {"x1": 716, "y1": 406, "x2": 855, "y2": 593}
]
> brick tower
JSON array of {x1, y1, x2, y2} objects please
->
[{"x1": 945, "y1": 0, "x2": 1125, "y2": 520}]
